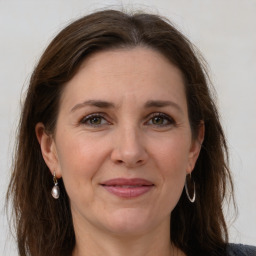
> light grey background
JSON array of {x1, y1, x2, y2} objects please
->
[{"x1": 1, "y1": 0, "x2": 255, "y2": 255}]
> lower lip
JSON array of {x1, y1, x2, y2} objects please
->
[{"x1": 102, "y1": 185, "x2": 153, "y2": 198}]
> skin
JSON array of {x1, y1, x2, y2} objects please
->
[{"x1": 36, "y1": 47, "x2": 204, "y2": 256}]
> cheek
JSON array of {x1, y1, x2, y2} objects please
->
[
  {"x1": 55, "y1": 133, "x2": 107, "y2": 199},
  {"x1": 159, "y1": 151, "x2": 187, "y2": 196},
  {"x1": 152, "y1": 136, "x2": 190, "y2": 203},
  {"x1": 158, "y1": 154, "x2": 187, "y2": 212},
  {"x1": 56, "y1": 130, "x2": 106, "y2": 170},
  {"x1": 153, "y1": 134, "x2": 191, "y2": 175}
]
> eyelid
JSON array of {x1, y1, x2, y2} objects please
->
[
  {"x1": 144, "y1": 112, "x2": 176, "y2": 126},
  {"x1": 78, "y1": 112, "x2": 175, "y2": 128},
  {"x1": 79, "y1": 112, "x2": 111, "y2": 126}
]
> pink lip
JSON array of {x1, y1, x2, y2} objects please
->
[{"x1": 100, "y1": 178, "x2": 154, "y2": 198}]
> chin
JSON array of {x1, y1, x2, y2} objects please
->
[{"x1": 102, "y1": 208, "x2": 157, "y2": 236}]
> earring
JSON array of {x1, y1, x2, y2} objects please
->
[
  {"x1": 185, "y1": 173, "x2": 196, "y2": 203},
  {"x1": 51, "y1": 171, "x2": 60, "y2": 199}
]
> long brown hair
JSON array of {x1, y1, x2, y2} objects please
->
[{"x1": 7, "y1": 9, "x2": 235, "y2": 256}]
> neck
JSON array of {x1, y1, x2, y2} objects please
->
[{"x1": 72, "y1": 217, "x2": 182, "y2": 256}]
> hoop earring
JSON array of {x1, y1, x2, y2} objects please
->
[
  {"x1": 185, "y1": 173, "x2": 196, "y2": 203},
  {"x1": 51, "y1": 171, "x2": 60, "y2": 199}
]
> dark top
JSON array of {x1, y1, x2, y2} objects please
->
[{"x1": 227, "y1": 244, "x2": 256, "y2": 256}]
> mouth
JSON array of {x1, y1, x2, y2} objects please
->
[{"x1": 100, "y1": 178, "x2": 154, "y2": 198}]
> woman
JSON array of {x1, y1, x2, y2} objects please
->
[{"x1": 7, "y1": 9, "x2": 256, "y2": 256}]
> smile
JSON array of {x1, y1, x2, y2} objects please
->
[{"x1": 100, "y1": 178, "x2": 155, "y2": 198}]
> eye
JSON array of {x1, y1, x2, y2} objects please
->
[
  {"x1": 146, "y1": 113, "x2": 175, "y2": 127},
  {"x1": 80, "y1": 113, "x2": 109, "y2": 127}
]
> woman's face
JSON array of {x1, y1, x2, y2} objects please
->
[{"x1": 39, "y1": 47, "x2": 203, "y2": 237}]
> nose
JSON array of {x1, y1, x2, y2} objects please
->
[{"x1": 111, "y1": 125, "x2": 148, "y2": 168}]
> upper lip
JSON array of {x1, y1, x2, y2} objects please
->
[{"x1": 100, "y1": 178, "x2": 154, "y2": 186}]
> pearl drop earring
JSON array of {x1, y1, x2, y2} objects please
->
[{"x1": 51, "y1": 171, "x2": 60, "y2": 199}]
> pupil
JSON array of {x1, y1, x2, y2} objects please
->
[
  {"x1": 91, "y1": 117, "x2": 101, "y2": 124},
  {"x1": 153, "y1": 117, "x2": 163, "y2": 124}
]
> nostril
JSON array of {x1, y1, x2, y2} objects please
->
[{"x1": 114, "y1": 159, "x2": 144, "y2": 166}]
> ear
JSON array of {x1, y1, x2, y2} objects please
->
[
  {"x1": 187, "y1": 121, "x2": 205, "y2": 174},
  {"x1": 35, "y1": 123, "x2": 61, "y2": 178}
]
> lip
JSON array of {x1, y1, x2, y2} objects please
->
[{"x1": 100, "y1": 178, "x2": 154, "y2": 198}]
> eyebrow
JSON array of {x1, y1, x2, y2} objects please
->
[
  {"x1": 70, "y1": 99, "x2": 183, "y2": 114},
  {"x1": 70, "y1": 100, "x2": 115, "y2": 112},
  {"x1": 144, "y1": 100, "x2": 183, "y2": 113}
]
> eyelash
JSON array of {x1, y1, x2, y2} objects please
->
[
  {"x1": 145, "y1": 113, "x2": 175, "y2": 127},
  {"x1": 79, "y1": 112, "x2": 175, "y2": 128},
  {"x1": 80, "y1": 113, "x2": 110, "y2": 127}
]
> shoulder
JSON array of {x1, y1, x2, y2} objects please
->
[{"x1": 227, "y1": 243, "x2": 256, "y2": 256}]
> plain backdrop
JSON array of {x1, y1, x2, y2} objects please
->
[{"x1": 1, "y1": 0, "x2": 255, "y2": 255}]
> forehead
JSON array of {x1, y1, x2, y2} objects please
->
[
  {"x1": 60, "y1": 47, "x2": 187, "y2": 111},
  {"x1": 78, "y1": 47, "x2": 184, "y2": 83}
]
